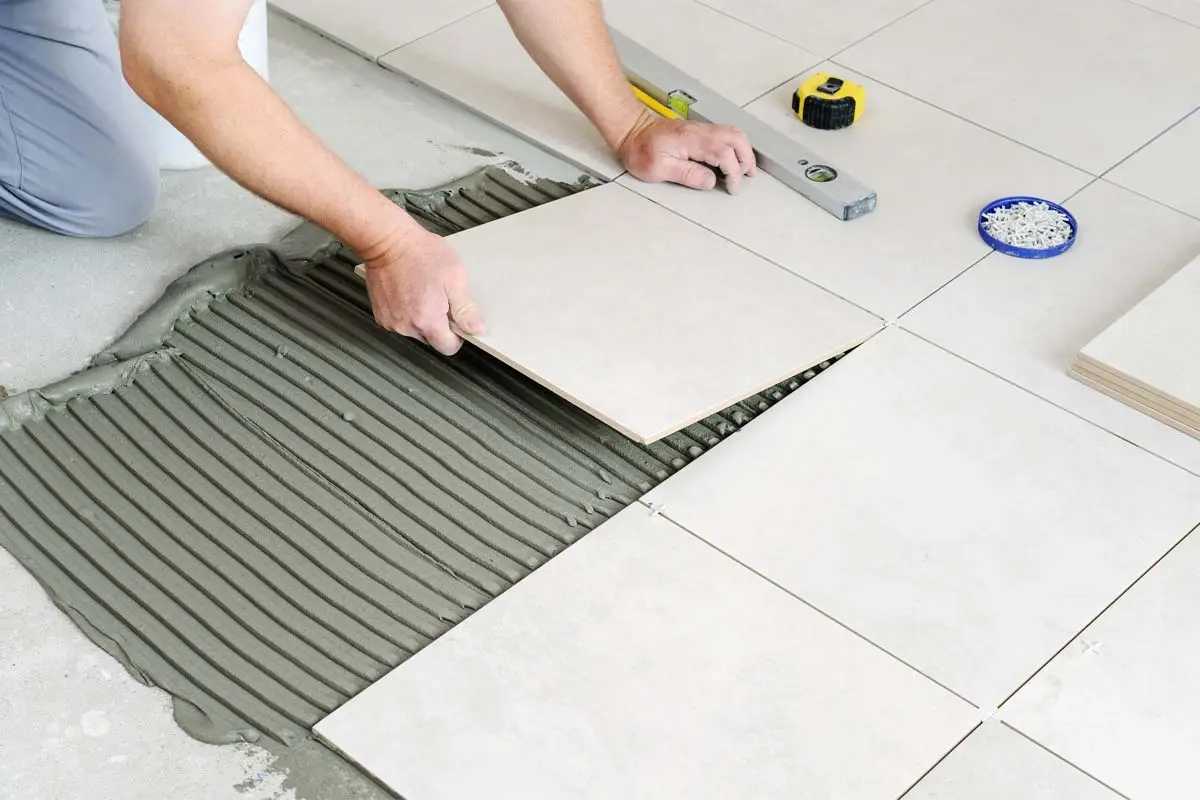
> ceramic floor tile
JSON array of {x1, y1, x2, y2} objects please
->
[
  {"x1": 1107, "y1": 109, "x2": 1200, "y2": 218},
  {"x1": 1129, "y1": 0, "x2": 1200, "y2": 26},
  {"x1": 903, "y1": 180, "x2": 1200, "y2": 475},
  {"x1": 269, "y1": 0, "x2": 492, "y2": 59},
  {"x1": 315, "y1": 506, "x2": 978, "y2": 800},
  {"x1": 699, "y1": 0, "x2": 932, "y2": 56},
  {"x1": 448, "y1": 182, "x2": 882, "y2": 443},
  {"x1": 603, "y1": 0, "x2": 820, "y2": 106},
  {"x1": 1004, "y1": 528, "x2": 1200, "y2": 800},
  {"x1": 837, "y1": 0, "x2": 1200, "y2": 173},
  {"x1": 905, "y1": 721, "x2": 1122, "y2": 800},
  {"x1": 618, "y1": 64, "x2": 1089, "y2": 320},
  {"x1": 380, "y1": 5, "x2": 623, "y2": 178},
  {"x1": 644, "y1": 328, "x2": 1200, "y2": 707}
]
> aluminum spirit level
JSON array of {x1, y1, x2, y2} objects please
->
[{"x1": 611, "y1": 29, "x2": 878, "y2": 221}]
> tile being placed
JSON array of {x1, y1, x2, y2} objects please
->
[
  {"x1": 268, "y1": 0, "x2": 492, "y2": 60},
  {"x1": 448, "y1": 182, "x2": 882, "y2": 443},
  {"x1": 1107, "y1": 109, "x2": 1200, "y2": 218},
  {"x1": 699, "y1": 0, "x2": 932, "y2": 56},
  {"x1": 644, "y1": 328, "x2": 1200, "y2": 707},
  {"x1": 906, "y1": 721, "x2": 1123, "y2": 800},
  {"x1": 837, "y1": 0, "x2": 1200, "y2": 174},
  {"x1": 602, "y1": 0, "x2": 820, "y2": 106},
  {"x1": 379, "y1": 0, "x2": 815, "y2": 179},
  {"x1": 618, "y1": 64, "x2": 1089, "y2": 319},
  {"x1": 903, "y1": 180, "x2": 1200, "y2": 475},
  {"x1": 1004, "y1": 528, "x2": 1200, "y2": 800},
  {"x1": 315, "y1": 506, "x2": 978, "y2": 800}
]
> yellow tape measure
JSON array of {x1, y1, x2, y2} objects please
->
[{"x1": 792, "y1": 73, "x2": 865, "y2": 130}]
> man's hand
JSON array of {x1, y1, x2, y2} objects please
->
[
  {"x1": 496, "y1": 0, "x2": 758, "y2": 194},
  {"x1": 361, "y1": 229, "x2": 486, "y2": 356},
  {"x1": 616, "y1": 108, "x2": 757, "y2": 194}
]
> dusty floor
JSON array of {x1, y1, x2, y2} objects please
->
[{"x1": 0, "y1": 12, "x2": 583, "y2": 800}]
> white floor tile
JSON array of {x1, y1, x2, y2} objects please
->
[
  {"x1": 269, "y1": 0, "x2": 492, "y2": 60},
  {"x1": 1005, "y1": 528, "x2": 1200, "y2": 800},
  {"x1": 837, "y1": 0, "x2": 1200, "y2": 173},
  {"x1": 603, "y1": 0, "x2": 820, "y2": 105},
  {"x1": 618, "y1": 64, "x2": 1088, "y2": 320},
  {"x1": 380, "y1": 6, "x2": 624, "y2": 178},
  {"x1": 1108, "y1": 109, "x2": 1200, "y2": 219},
  {"x1": 643, "y1": 328, "x2": 1200, "y2": 707},
  {"x1": 450, "y1": 182, "x2": 882, "y2": 443},
  {"x1": 699, "y1": 0, "x2": 932, "y2": 56},
  {"x1": 903, "y1": 180, "x2": 1200, "y2": 475},
  {"x1": 1129, "y1": 0, "x2": 1200, "y2": 26},
  {"x1": 906, "y1": 721, "x2": 1122, "y2": 800},
  {"x1": 316, "y1": 506, "x2": 977, "y2": 800}
]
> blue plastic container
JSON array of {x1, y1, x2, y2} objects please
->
[{"x1": 978, "y1": 196, "x2": 1077, "y2": 259}]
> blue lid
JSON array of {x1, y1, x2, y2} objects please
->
[{"x1": 978, "y1": 196, "x2": 1077, "y2": 259}]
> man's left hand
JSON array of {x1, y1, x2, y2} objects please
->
[{"x1": 616, "y1": 108, "x2": 757, "y2": 194}]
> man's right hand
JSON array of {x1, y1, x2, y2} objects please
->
[{"x1": 361, "y1": 228, "x2": 486, "y2": 356}]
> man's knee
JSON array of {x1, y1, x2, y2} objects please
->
[
  {"x1": 67, "y1": 133, "x2": 161, "y2": 238},
  {"x1": 0, "y1": 0, "x2": 160, "y2": 238},
  {"x1": 1, "y1": 124, "x2": 161, "y2": 239}
]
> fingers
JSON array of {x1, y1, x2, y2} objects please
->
[
  {"x1": 414, "y1": 277, "x2": 480, "y2": 356},
  {"x1": 723, "y1": 127, "x2": 757, "y2": 178},
  {"x1": 705, "y1": 143, "x2": 744, "y2": 194},
  {"x1": 703, "y1": 125, "x2": 756, "y2": 193},
  {"x1": 423, "y1": 320, "x2": 464, "y2": 356},
  {"x1": 672, "y1": 123, "x2": 754, "y2": 194},
  {"x1": 446, "y1": 277, "x2": 486, "y2": 337},
  {"x1": 660, "y1": 157, "x2": 718, "y2": 190}
]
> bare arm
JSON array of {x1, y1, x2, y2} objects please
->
[
  {"x1": 496, "y1": 0, "x2": 641, "y2": 150},
  {"x1": 496, "y1": 0, "x2": 756, "y2": 191},
  {"x1": 121, "y1": 0, "x2": 417, "y2": 263},
  {"x1": 119, "y1": 0, "x2": 482, "y2": 354}
]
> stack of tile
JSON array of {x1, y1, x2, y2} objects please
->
[{"x1": 1070, "y1": 252, "x2": 1200, "y2": 440}]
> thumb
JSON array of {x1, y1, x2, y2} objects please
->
[
  {"x1": 447, "y1": 280, "x2": 486, "y2": 336},
  {"x1": 661, "y1": 158, "x2": 718, "y2": 190}
]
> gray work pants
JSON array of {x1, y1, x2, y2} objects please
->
[{"x1": 0, "y1": 0, "x2": 158, "y2": 237}]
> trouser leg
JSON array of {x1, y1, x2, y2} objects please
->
[{"x1": 0, "y1": 0, "x2": 159, "y2": 237}]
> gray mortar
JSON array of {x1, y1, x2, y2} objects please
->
[{"x1": 0, "y1": 165, "x2": 844, "y2": 753}]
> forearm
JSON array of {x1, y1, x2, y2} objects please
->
[
  {"x1": 120, "y1": 8, "x2": 419, "y2": 260},
  {"x1": 496, "y1": 0, "x2": 644, "y2": 150}
]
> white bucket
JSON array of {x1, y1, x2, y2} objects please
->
[{"x1": 106, "y1": 0, "x2": 270, "y2": 171}]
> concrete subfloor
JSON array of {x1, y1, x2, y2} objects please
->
[{"x1": 0, "y1": 12, "x2": 588, "y2": 800}]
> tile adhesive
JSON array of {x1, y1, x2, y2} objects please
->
[{"x1": 0, "y1": 165, "x2": 845, "y2": 747}]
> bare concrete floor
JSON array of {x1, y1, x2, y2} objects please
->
[{"x1": 0, "y1": 12, "x2": 586, "y2": 800}]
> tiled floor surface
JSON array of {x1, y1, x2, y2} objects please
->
[{"x1": 6, "y1": 0, "x2": 1200, "y2": 798}]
